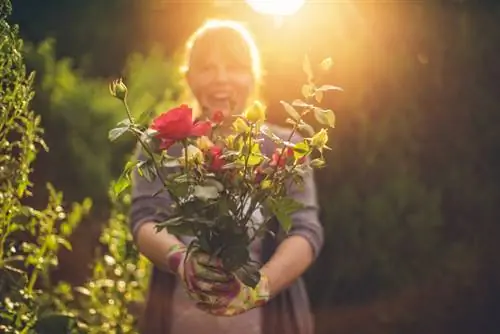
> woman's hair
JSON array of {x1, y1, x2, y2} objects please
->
[{"x1": 181, "y1": 19, "x2": 262, "y2": 85}]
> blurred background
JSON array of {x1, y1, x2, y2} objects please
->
[{"x1": 9, "y1": 0, "x2": 500, "y2": 333}]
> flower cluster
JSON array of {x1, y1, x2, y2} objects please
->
[{"x1": 108, "y1": 56, "x2": 340, "y2": 287}]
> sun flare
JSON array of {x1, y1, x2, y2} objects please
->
[{"x1": 245, "y1": 0, "x2": 305, "y2": 16}]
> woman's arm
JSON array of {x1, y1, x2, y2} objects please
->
[
  {"x1": 129, "y1": 144, "x2": 185, "y2": 271},
  {"x1": 261, "y1": 235, "x2": 315, "y2": 298},
  {"x1": 135, "y1": 222, "x2": 184, "y2": 272},
  {"x1": 261, "y1": 156, "x2": 324, "y2": 298}
]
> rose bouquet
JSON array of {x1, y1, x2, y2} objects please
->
[{"x1": 108, "y1": 56, "x2": 340, "y2": 287}]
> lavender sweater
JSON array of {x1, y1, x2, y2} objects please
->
[{"x1": 129, "y1": 124, "x2": 324, "y2": 334}]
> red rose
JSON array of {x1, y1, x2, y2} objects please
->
[
  {"x1": 211, "y1": 110, "x2": 224, "y2": 124},
  {"x1": 151, "y1": 104, "x2": 211, "y2": 150},
  {"x1": 270, "y1": 147, "x2": 294, "y2": 168},
  {"x1": 206, "y1": 146, "x2": 225, "y2": 172}
]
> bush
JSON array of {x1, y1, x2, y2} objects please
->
[
  {"x1": 0, "y1": 1, "x2": 91, "y2": 331},
  {"x1": 22, "y1": 39, "x2": 184, "y2": 212},
  {"x1": 0, "y1": 2, "x2": 149, "y2": 332}
]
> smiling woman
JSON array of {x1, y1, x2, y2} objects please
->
[
  {"x1": 181, "y1": 20, "x2": 262, "y2": 121},
  {"x1": 131, "y1": 18, "x2": 324, "y2": 334},
  {"x1": 245, "y1": 0, "x2": 305, "y2": 16}
]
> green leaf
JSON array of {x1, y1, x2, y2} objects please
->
[
  {"x1": 221, "y1": 245, "x2": 250, "y2": 271},
  {"x1": 117, "y1": 118, "x2": 131, "y2": 127},
  {"x1": 292, "y1": 141, "x2": 310, "y2": 159},
  {"x1": 57, "y1": 236, "x2": 72, "y2": 251},
  {"x1": 157, "y1": 216, "x2": 195, "y2": 236},
  {"x1": 205, "y1": 178, "x2": 224, "y2": 192},
  {"x1": 310, "y1": 158, "x2": 326, "y2": 168},
  {"x1": 74, "y1": 286, "x2": 91, "y2": 296},
  {"x1": 193, "y1": 185, "x2": 220, "y2": 201},
  {"x1": 169, "y1": 180, "x2": 190, "y2": 198},
  {"x1": 298, "y1": 122, "x2": 315, "y2": 137},
  {"x1": 313, "y1": 108, "x2": 336, "y2": 128},
  {"x1": 315, "y1": 90, "x2": 324, "y2": 103},
  {"x1": 301, "y1": 84, "x2": 314, "y2": 99},
  {"x1": 137, "y1": 159, "x2": 156, "y2": 182},
  {"x1": 292, "y1": 99, "x2": 312, "y2": 108},
  {"x1": 265, "y1": 197, "x2": 304, "y2": 232},
  {"x1": 260, "y1": 125, "x2": 282, "y2": 143},
  {"x1": 108, "y1": 126, "x2": 128, "y2": 142},
  {"x1": 34, "y1": 313, "x2": 78, "y2": 334},
  {"x1": 240, "y1": 153, "x2": 263, "y2": 166},
  {"x1": 113, "y1": 160, "x2": 136, "y2": 197},
  {"x1": 280, "y1": 101, "x2": 301, "y2": 121}
]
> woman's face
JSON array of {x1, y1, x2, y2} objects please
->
[{"x1": 186, "y1": 46, "x2": 255, "y2": 120}]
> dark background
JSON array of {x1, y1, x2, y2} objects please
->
[{"x1": 9, "y1": 0, "x2": 500, "y2": 333}]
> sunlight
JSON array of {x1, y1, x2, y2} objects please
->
[{"x1": 245, "y1": 0, "x2": 305, "y2": 16}]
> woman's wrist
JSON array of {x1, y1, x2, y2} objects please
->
[{"x1": 165, "y1": 243, "x2": 187, "y2": 275}]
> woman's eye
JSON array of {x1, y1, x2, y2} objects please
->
[{"x1": 199, "y1": 64, "x2": 215, "y2": 72}]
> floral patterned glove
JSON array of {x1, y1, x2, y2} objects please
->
[
  {"x1": 166, "y1": 244, "x2": 237, "y2": 305},
  {"x1": 195, "y1": 271, "x2": 271, "y2": 317}
]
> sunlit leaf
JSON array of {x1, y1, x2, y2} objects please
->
[
  {"x1": 265, "y1": 197, "x2": 304, "y2": 232},
  {"x1": 74, "y1": 286, "x2": 91, "y2": 296},
  {"x1": 292, "y1": 141, "x2": 310, "y2": 159},
  {"x1": 193, "y1": 185, "x2": 220, "y2": 201},
  {"x1": 298, "y1": 122, "x2": 315, "y2": 137},
  {"x1": 205, "y1": 178, "x2": 224, "y2": 192},
  {"x1": 246, "y1": 154, "x2": 263, "y2": 166},
  {"x1": 280, "y1": 100, "x2": 301, "y2": 121},
  {"x1": 292, "y1": 99, "x2": 311, "y2": 108},
  {"x1": 301, "y1": 84, "x2": 314, "y2": 99},
  {"x1": 316, "y1": 85, "x2": 343, "y2": 92},
  {"x1": 112, "y1": 160, "x2": 137, "y2": 197},
  {"x1": 57, "y1": 237, "x2": 72, "y2": 251},
  {"x1": 260, "y1": 124, "x2": 281, "y2": 143},
  {"x1": 315, "y1": 90, "x2": 324, "y2": 103},
  {"x1": 310, "y1": 158, "x2": 326, "y2": 168},
  {"x1": 320, "y1": 57, "x2": 333, "y2": 71},
  {"x1": 117, "y1": 118, "x2": 131, "y2": 127},
  {"x1": 313, "y1": 108, "x2": 336, "y2": 128}
]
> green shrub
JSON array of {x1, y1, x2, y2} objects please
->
[
  {"x1": 22, "y1": 39, "x2": 184, "y2": 212},
  {"x1": 0, "y1": 1, "x2": 91, "y2": 331}
]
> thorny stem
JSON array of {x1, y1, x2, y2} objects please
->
[{"x1": 121, "y1": 99, "x2": 168, "y2": 189}]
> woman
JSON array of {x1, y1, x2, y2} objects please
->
[{"x1": 130, "y1": 19, "x2": 324, "y2": 334}]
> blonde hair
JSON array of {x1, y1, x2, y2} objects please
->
[
  {"x1": 181, "y1": 19, "x2": 262, "y2": 83},
  {"x1": 179, "y1": 19, "x2": 263, "y2": 118}
]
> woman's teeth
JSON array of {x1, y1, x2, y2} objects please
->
[{"x1": 212, "y1": 92, "x2": 230, "y2": 99}]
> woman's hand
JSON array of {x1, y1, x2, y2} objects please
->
[
  {"x1": 166, "y1": 245, "x2": 237, "y2": 305},
  {"x1": 194, "y1": 271, "x2": 271, "y2": 317}
]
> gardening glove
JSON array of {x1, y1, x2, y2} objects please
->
[
  {"x1": 165, "y1": 244, "x2": 237, "y2": 305},
  {"x1": 195, "y1": 271, "x2": 271, "y2": 317}
]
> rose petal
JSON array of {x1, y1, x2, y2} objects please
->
[
  {"x1": 159, "y1": 139, "x2": 175, "y2": 150},
  {"x1": 190, "y1": 121, "x2": 212, "y2": 137}
]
